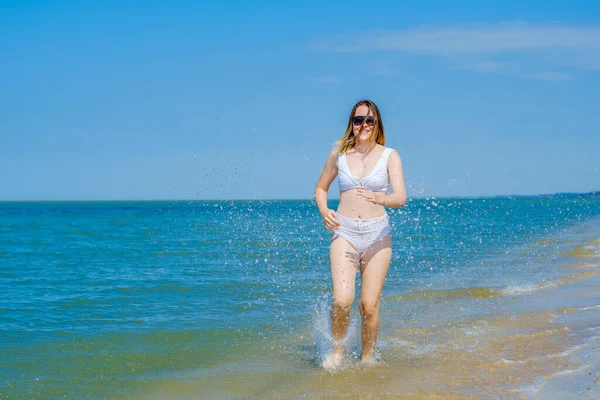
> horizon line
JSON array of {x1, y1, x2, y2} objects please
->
[{"x1": 0, "y1": 190, "x2": 598, "y2": 203}]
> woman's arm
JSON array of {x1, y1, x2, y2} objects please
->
[
  {"x1": 357, "y1": 150, "x2": 407, "y2": 208},
  {"x1": 314, "y1": 149, "x2": 341, "y2": 230}
]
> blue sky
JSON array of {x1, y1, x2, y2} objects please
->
[{"x1": 1, "y1": 1, "x2": 599, "y2": 200}]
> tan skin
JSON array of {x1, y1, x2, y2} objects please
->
[{"x1": 314, "y1": 104, "x2": 407, "y2": 366}]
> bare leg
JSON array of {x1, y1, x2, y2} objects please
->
[
  {"x1": 358, "y1": 234, "x2": 391, "y2": 362},
  {"x1": 323, "y1": 235, "x2": 359, "y2": 368}
]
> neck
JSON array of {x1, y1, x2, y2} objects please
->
[{"x1": 354, "y1": 141, "x2": 375, "y2": 154}]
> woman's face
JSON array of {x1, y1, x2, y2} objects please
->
[{"x1": 352, "y1": 104, "x2": 376, "y2": 143}]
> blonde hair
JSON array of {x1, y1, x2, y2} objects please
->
[{"x1": 336, "y1": 99, "x2": 385, "y2": 154}]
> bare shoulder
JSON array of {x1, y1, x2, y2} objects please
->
[
  {"x1": 386, "y1": 148, "x2": 403, "y2": 171},
  {"x1": 381, "y1": 146, "x2": 400, "y2": 159},
  {"x1": 326, "y1": 146, "x2": 340, "y2": 168},
  {"x1": 386, "y1": 147, "x2": 401, "y2": 159}
]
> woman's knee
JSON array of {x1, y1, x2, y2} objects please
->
[
  {"x1": 332, "y1": 296, "x2": 354, "y2": 311},
  {"x1": 359, "y1": 298, "x2": 380, "y2": 318}
]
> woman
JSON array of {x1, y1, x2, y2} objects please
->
[{"x1": 314, "y1": 99, "x2": 407, "y2": 368}]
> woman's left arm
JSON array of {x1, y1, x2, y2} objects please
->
[{"x1": 357, "y1": 150, "x2": 407, "y2": 208}]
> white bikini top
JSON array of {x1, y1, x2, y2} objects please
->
[{"x1": 338, "y1": 147, "x2": 393, "y2": 192}]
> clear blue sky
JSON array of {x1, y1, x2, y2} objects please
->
[{"x1": 1, "y1": 0, "x2": 599, "y2": 200}]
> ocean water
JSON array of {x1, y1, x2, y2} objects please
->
[{"x1": 1, "y1": 197, "x2": 600, "y2": 399}]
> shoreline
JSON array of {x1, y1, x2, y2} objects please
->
[{"x1": 136, "y1": 218, "x2": 600, "y2": 399}]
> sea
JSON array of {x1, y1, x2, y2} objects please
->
[{"x1": 1, "y1": 197, "x2": 600, "y2": 399}]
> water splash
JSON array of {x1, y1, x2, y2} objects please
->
[{"x1": 312, "y1": 300, "x2": 359, "y2": 369}]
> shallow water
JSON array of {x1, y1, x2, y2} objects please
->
[{"x1": 1, "y1": 197, "x2": 599, "y2": 398}]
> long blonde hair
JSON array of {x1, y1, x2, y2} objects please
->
[{"x1": 336, "y1": 99, "x2": 385, "y2": 154}]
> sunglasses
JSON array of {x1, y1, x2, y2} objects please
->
[{"x1": 352, "y1": 116, "x2": 376, "y2": 126}]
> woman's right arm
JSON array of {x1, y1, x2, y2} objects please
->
[{"x1": 314, "y1": 149, "x2": 341, "y2": 231}]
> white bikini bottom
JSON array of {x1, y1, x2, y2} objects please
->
[{"x1": 333, "y1": 213, "x2": 391, "y2": 253}]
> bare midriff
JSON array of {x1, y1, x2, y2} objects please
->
[{"x1": 336, "y1": 189, "x2": 386, "y2": 220}]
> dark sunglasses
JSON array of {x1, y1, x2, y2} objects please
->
[{"x1": 352, "y1": 116, "x2": 376, "y2": 126}]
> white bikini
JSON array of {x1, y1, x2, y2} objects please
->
[
  {"x1": 334, "y1": 148, "x2": 394, "y2": 253},
  {"x1": 338, "y1": 147, "x2": 393, "y2": 193}
]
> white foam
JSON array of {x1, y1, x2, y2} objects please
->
[
  {"x1": 408, "y1": 343, "x2": 438, "y2": 356},
  {"x1": 498, "y1": 358, "x2": 525, "y2": 364},
  {"x1": 550, "y1": 342, "x2": 592, "y2": 358},
  {"x1": 511, "y1": 377, "x2": 545, "y2": 395},
  {"x1": 501, "y1": 281, "x2": 557, "y2": 295},
  {"x1": 546, "y1": 363, "x2": 593, "y2": 378},
  {"x1": 383, "y1": 338, "x2": 412, "y2": 348},
  {"x1": 461, "y1": 320, "x2": 492, "y2": 336},
  {"x1": 512, "y1": 363, "x2": 594, "y2": 397},
  {"x1": 577, "y1": 304, "x2": 600, "y2": 312},
  {"x1": 381, "y1": 337, "x2": 437, "y2": 357}
]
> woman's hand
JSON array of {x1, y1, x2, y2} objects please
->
[
  {"x1": 320, "y1": 209, "x2": 340, "y2": 231},
  {"x1": 356, "y1": 188, "x2": 382, "y2": 205}
]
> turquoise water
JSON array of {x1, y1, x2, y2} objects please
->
[{"x1": 1, "y1": 198, "x2": 600, "y2": 398}]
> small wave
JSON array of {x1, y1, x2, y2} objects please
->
[
  {"x1": 550, "y1": 342, "x2": 592, "y2": 358},
  {"x1": 388, "y1": 286, "x2": 501, "y2": 302},
  {"x1": 555, "y1": 304, "x2": 600, "y2": 315},
  {"x1": 587, "y1": 238, "x2": 600, "y2": 246},
  {"x1": 498, "y1": 358, "x2": 525, "y2": 364},
  {"x1": 545, "y1": 363, "x2": 593, "y2": 378},
  {"x1": 577, "y1": 304, "x2": 600, "y2": 312},
  {"x1": 116, "y1": 284, "x2": 195, "y2": 294},
  {"x1": 386, "y1": 341, "x2": 438, "y2": 357},
  {"x1": 510, "y1": 363, "x2": 593, "y2": 396},
  {"x1": 56, "y1": 298, "x2": 108, "y2": 308},
  {"x1": 461, "y1": 320, "x2": 494, "y2": 336},
  {"x1": 500, "y1": 281, "x2": 557, "y2": 295},
  {"x1": 563, "y1": 261, "x2": 600, "y2": 270},
  {"x1": 389, "y1": 280, "x2": 567, "y2": 302},
  {"x1": 511, "y1": 380, "x2": 544, "y2": 395},
  {"x1": 66, "y1": 231, "x2": 100, "y2": 236},
  {"x1": 562, "y1": 244, "x2": 597, "y2": 258},
  {"x1": 151, "y1": 251, "x2": 196, "y2": 257},
  {"x1": 382, "y1": 338, "x2": 412, "y2": 348},
  {"x1": 535, "y1": 238, "x2": 572, "y2": 245},
  {"x1": 559, "y1": 270, "x2": 598, "y2": 284}
]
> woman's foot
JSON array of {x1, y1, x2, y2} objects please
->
[
  {"x1": 322, "y1": 345, "x2": 344, "y2": 370},
  {"x1": 359, "y1": 354, "x2": 379, "y2": 366}
]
